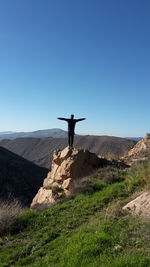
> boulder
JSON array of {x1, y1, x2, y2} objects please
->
[
  {"x1": 123, "y1": 191, "x2": 150, "y2": 217},
  {"x1": 31, "y1": 147, "x2": 102, "y2": 209}
]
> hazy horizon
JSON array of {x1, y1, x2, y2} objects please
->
[{"x1": 0, "y1": 127, "x2": 143, "y2": 138}]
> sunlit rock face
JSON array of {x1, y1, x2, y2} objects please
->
[
  {"x1": 31, "y1": 147, "x2": 101, "y2": 209},
  {"x1": 123, "y1": 191, "x2": 150, "y2": 217},
  {"x1": 123, "y1": 136, "x2": 150, "y2": 165}
]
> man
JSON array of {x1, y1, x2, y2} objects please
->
[{"x1": 57, "y1": 114, "x2": 86, "y2": 148}]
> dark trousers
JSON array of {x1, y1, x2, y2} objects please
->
[{"x1": 68, "y1": 132, "x2": 74, "y2": 147}]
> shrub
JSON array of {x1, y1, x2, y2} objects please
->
[
  {"x1": 0, "y1": 198, "x2": 25, "y2": 234},
  {"x1": 71, "y1": 167, "x2": 126, "y2": 195},
  {"x1": 93, "y1": 166, "x2": 126, "y2": 184}
]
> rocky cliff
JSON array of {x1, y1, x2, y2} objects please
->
[
  {"x1": 31, "y1": 147, "x2": 123, "y2": 209},
  {"x1": 123, "y1": 136, "x2": 150, "y2": 165}
]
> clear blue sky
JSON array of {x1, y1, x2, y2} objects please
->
[{"x1": 0, "y1": 0, "x2": 150, "y2": 137}]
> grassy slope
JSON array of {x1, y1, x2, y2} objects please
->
[{"x1": 1, "y1": 163, "x2": 150, "y2": 267}]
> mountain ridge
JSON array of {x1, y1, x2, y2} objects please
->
[
  {"x1": 0, "y1": 128, "x2": 141, "y2": 141},
  {"x1": 0, "y1": 135, "x2": 136, "y2": 168},
  {"x1": 0, "y1": 128, "x2": 68, "y2": 140}
]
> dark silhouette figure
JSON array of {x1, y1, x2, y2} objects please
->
[{"x1": 57, "y1": 114, "x2": 86, "y2": 148}]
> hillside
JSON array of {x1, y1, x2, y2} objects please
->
[
  {"x1": 1, "y1": 161, "x2": 150, "y2": 266},
  {"x1": 0, "y1": 146, "x2": 48, "y2": 206},
  {"x1": 0, "y1": 129, "x2": 67, "y2": 140},
  {"x1": 0, "y1": 135, "x2": 136, "y2": 168}
]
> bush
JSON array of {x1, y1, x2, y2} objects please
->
[
  {"x1": 71, "y1": 167, "x2": 126, "y2": 195},
  {"x1": 0, "y1": 198, "x2": 25, "y2": 234},
  {"x1": 93, "y1": 167, "x2": 126, "y2": 184}
]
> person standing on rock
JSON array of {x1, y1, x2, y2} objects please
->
[{"x1": 57, "y1": 114, "x2": 86, "y2": 148}]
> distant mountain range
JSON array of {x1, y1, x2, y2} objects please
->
[
  {"x1": 0, "y1": 129, "x2": 68, "y2": 140},
  {"x1": 126, "y1": 137, "x2": 142, "y2": 141},
  {"x1": 0, "y1": 136, "x2": 136, "y2": 169},
  {"x1": 0, "y1": 129, "x2": 142, "y2": 141},
  {"x1": 0, "y1": 146, "x2": 48, "y2": 206}
]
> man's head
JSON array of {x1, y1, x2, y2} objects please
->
[{"x1": 71, "y1": 114, "x2": 74, "y2": 119}]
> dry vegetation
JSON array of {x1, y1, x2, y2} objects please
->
[
  {"x1": 0, "y1": 199, "x2": 25, "y2": 234},
  {"x1": 71, "y1": 166, "x2": 126, "y2": 195}
]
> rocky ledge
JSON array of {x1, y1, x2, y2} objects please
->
[
  {"x1": 123, "y1": 136, "x2": 150, "y2": 165},
  {"x1": 31, "y1": 147, "x2": 127, "y2": 209}
]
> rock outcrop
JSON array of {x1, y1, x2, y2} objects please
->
[
  {"x1": 31, "y1": 147, "x2": 117, "y2": 209},
  {"x1": 123, "y1": 136, "x2": 150, "y2": 165},
  {"x1": 123, "y1": 191, "x2": 150, "y2": 217}
]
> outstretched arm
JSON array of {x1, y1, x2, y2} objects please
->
[
  {"x1": 76, "y1": 118, "x2": 86, "y2": 122},
  {"x1": 57, "y1": 117, "x2": 68, "y2": 121}
]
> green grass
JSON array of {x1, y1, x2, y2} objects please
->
[{"x1": 1, "y1": 162, "x2": 150, "y2": 267}]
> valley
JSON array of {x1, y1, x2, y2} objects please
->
[{"x1": 0, "y1": 135, "x2": 136, "y2": 168}]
